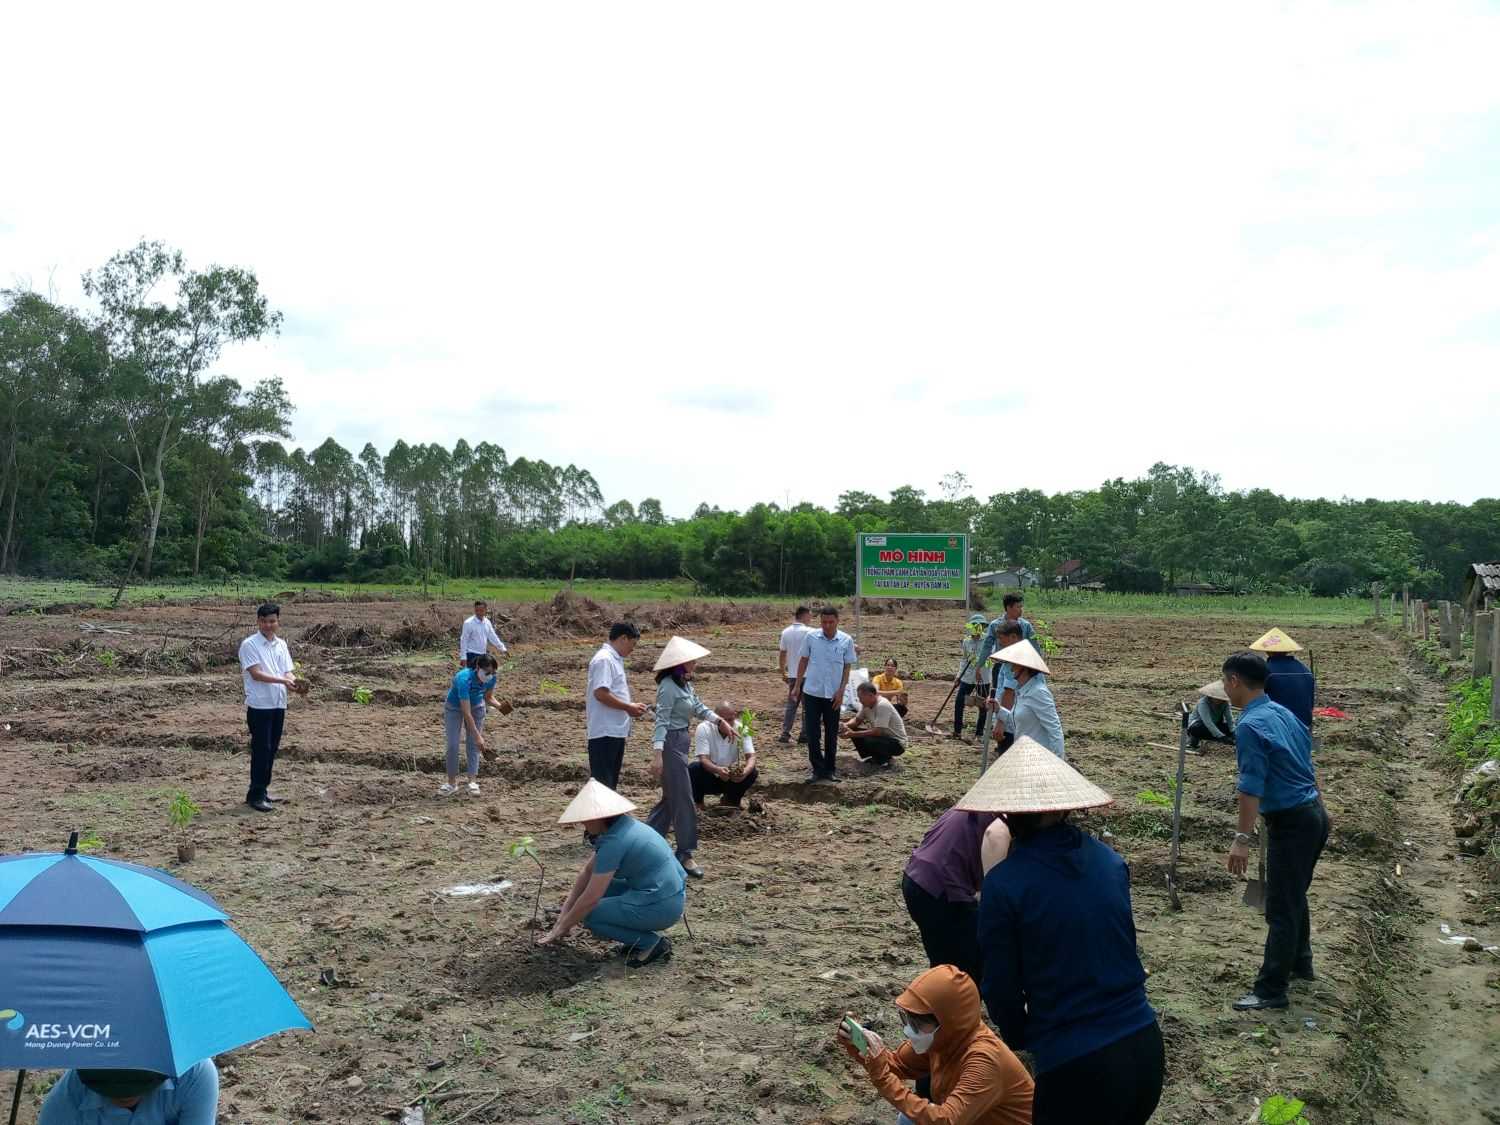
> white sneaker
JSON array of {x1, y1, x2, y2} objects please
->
[
  {"x1": 466, "y1": 781, "x2": 481, "y2": 795},
  {"x1": 437, "y1": 783, "x2": 458, "y2": 797}
]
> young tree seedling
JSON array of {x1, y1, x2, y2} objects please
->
[
  {"x1": 507, "y1": 836, "x2": 545, "y2": 931},
  {"x1": 168, "y1": 789, "x2": 201, "y2": 861},
  {"x1": 353, "y1": 686, "x2": 373, "y2": 704},
  {"x1": 1259, "y1": 1095, "x2": 1310, "y2": 1125}
]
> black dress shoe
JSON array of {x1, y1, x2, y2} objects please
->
[
  {"x1": 247, "y1": 797, "x2": 275, "y2": 813},
  {"x1": 1232, "y1": 992, "x2": 1288, "y2": 1011}
]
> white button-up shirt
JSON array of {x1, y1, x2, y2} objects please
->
[
  {"x1": 459, "y1": 614, "x2": 507, "y2": 660},
  {"x1": 694, "y1": 720, "x2": 753, "y2": 768},
  {"x1": 585, "y1": 642, "x2": 632, "y2": 739},
  {"x1": 240, "y1": 631, "x2": 294, "y2": 710},
  {"x1": 779, "y1": 622, "x2": 812, "y2": 678}
]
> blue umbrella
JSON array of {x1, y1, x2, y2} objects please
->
[{"x1": 0, "y1": 834, "x2": 310, "y2": 1122}]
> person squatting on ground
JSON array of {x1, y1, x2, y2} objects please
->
[
  {"x1": 39, "y1": 1061, "x2": 220, "y2": 1125},
  {"x1": 650, "y1": 636, "x2": 735, "y2": 878},
  {"x1": 1249, "y1": 627, "x2": 1316, "y2": 732},
  {"x1": 985, "y1": 640, "x2": 1064, "y2": 760},
  {"x1": 955, "y1": 613, "x2": 991, "y2": 742},
  {"x1": 778, "y1": 605, "x2": 814, "y2": 744},
  {"x1": 836, "y1": 965, "x2": 1034, "y2": 1125},
  {"x1": 458, "y1": 599, "x2": 508, "y2": 669},
  {"x1": 1221, "y1": 650, "x2": 1330, "y2": 1012},
  {"x1": 586, "y1": 622, "x2": 648, "y2": 789},
  {"x1": 239, "y1": 602, "x2": 306, "y2": 813},
  {"x1": 873, "y1": 657, "x2": 909, "y2": 717},
  {"x1": 902, "y1": 806, "x2": 1005, "y2": 985},
  {"x1": 440, "y1": 653, "x2": 496, "y2": 796},
  {"x1": 967, "y1": 738, "x2": 1164, "y2": 1125},
  {"x1": 537, "y1": 780, "x2": 684, "y2": 967},
  {"x1": 792, "y1": 606, "x2": 857, "y2": 783},
  {"x1": 690, "y1": 701, "x2": 759, "y2": 810},
  {"x1": 843, "y1": 681, "x2": 909, "y2": 769}
]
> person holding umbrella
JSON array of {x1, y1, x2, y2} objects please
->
[
  {"x1": 649, "y1": 636, "x2": 735, "y2": 879},
  {"x1": 38, "y1": 1063, "x2": 218, "y2": 1123},
  {"x1": 966, "y1": 739, "x2": 1164, "y2": 1125}
]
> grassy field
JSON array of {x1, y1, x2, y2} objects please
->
[{"x1": 0, "y1": 575, "x2": 1377, "y2": 623}]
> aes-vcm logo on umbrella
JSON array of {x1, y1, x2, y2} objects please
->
[
  {"x1": 0, "y1": 1009, "x2": 24, "y2": 1032},
  {"x1": 2, "y1": 1007, "x2": 119, "y2": 1048}
]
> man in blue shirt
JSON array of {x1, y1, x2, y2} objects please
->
[
  {"x1": 976, "y1": 593, "x2": 1037, "y2": 670},
  {"x1": 1250, "y1": 627, "x2": 1316, "y2": 730},
  {"x1": 1222, "y1": 651, "x2": 1330, "y2": 1011},
  {"x1": 39, "y1": 1060, "x2": 219, "y2": 1123},
  {"x1": 791, "y1": 606, "x2": 856, "y2": 783}
]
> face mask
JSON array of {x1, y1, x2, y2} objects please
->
[{"x1": 903, "y1": 1023, "x2": 936, "y2": 1054}]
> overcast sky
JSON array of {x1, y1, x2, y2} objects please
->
[{"x1": 3, "y1": 2, "x2": 1498, "y2": 516}]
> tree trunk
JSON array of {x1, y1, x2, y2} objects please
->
[
  {"x1": 90, "y1": 460, "x2": 106, "y2": 545},
  {"x1": 192, "y1": 490, "x2": 211, "y2": 577},
  {"x1": 1, "y1": 469, "x2": 19, "y2": 574}
]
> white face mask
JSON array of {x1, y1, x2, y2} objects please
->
[{"x1": 903, "y1": 1023, "x2": 937, "y2": 1054}]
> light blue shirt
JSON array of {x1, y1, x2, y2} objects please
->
[
  {"x1": 798, "y1": 628, "x2": 856, "y2": 699},
  {"x1": 445, "y1": 667, "x2": 495, "y2": 708},
  {"x1": 39, "y1": 1060, "x2": 219, "y2": 1125},
  {"x1": 652, "y1": 675, "x2": 715, "y2": 748},
  {"x1": 993, "y1": 674, "x2": 1065, "y2": 759}
]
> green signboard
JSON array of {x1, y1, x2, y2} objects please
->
[{"x1": 856, "y1": 532, "x2": 969, "y2": 600}]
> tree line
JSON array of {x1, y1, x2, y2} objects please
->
[{"x1": 4, "y1": 244, "x2": 1496, "y2": 600}]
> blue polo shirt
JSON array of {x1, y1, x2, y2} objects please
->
[
  {"x1": 39, "y1": 1060, "x2": 219, "y2": 1124},
  {"x1": 1264, "y1": 653, "x2": 1315, "y2": 731},
  {"x1": 1235, "y1": 695, "x2": 1319, "y2": 813},
  {"x1": 445, "y1": 667, "x2": 495, "y2": 708},
  {"x1": 799, "y1": 628, "x2": 856, "y2": 699}
]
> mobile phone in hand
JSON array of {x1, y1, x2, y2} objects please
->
[{"x1": 841, "y1": 1016, "x2": 870, "y2": 1056}]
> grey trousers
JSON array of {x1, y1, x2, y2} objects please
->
[
  {"x1": 443, "y1": 701, "x2": 486, "y2": 777},
  {"x1": 646, "y1": 728, "x2": 698, "y2": 859},
  {"x1": 781, "y1": 676, "x2": 808, "y2": 739}
]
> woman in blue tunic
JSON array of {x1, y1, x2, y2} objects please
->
[{"x1": 536, "y1": 779, "x2": 685, "y2": 967}]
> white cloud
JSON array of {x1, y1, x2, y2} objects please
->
[{"x1": 2, "y1": 0, "x2": 1496, "y2": 515}]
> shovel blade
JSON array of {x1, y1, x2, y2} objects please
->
[{"x1": 1242, "y1": 879, "x2": 1266, "y2": 911}]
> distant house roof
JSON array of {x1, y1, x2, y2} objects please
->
[
  {"x1": 1463, "y1": 562, "x2": 1500, "y2": 602},
  {"x1": 1056, "y1": 559, "x2": 1084, "y2": 577}
]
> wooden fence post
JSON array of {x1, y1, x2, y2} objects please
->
[
  {"x1": 1403, "y1": 586, "x2": 1411, "y2": 631},
  {"x1": 1448, "y1": 602, "x2": 1463, "y2": 659},
  {"x1": 1476, "y1": 612, "x2": 1494, "y2": 680},
  {"x1": 1420, "y1": 601, "x2": 1430, "y2": 641},
  {"x1": 1371, "y1": 582, "x2": 1381, "y2": 619}
]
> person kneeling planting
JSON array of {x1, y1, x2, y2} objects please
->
[
  {"x1": 536, "y1": 780, "x2": 685, "y2": 968},
  {"x1": 690, "y1": 702, "x2": 759, "y2": 810}
]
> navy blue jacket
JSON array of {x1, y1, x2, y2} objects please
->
[
  {"x1": 978, "y1": 823, "x2": 1156, "y2": 1074},
  {"x1": 1264, "y1": 653, "x2": 1315, "y2": 730}
]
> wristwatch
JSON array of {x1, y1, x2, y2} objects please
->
[{"x1": 1233, "y1": 831, "x2": 1256, "y2": 846}]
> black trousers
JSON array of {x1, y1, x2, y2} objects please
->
[
  {"x1": 587, "y1": 736, "x2": 626, "y2": 790},
  {"x1": 689, "y1": 762, "x2": 759, "y2": 806},
  {"x1": 1256, "y1": 799, "x2": 1331, "y2": 999},
  {"x1": 954, "y1": 681, "x2": 978, "y2": 735},
  {"x1": 901, "y1": 874, "x2": 982, "y2": 983},
  {"x1": 245, "y1": 706, "x2": 286, "y2": 803},
  {"x1": 1032, "y1": 1020, "x2": 1165, "y2": 1125},
  {"x1": 854, "y1": 734, "x2": 906, "y2": 764},
  {"x1": 803, "y1": 694, "x2": 840, "y2": 776}
]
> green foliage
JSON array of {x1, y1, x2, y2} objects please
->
[
  {"x1": 1260, "y1": 1094, "x2": 1310, "y2": 1124},
  {"x1": 95, "y1": 649, "x2": 118, "y2": 669},
  {"x1": 1447, "y1": 678, "x2": 1500, "y2": 764},
  {"x1": 508, "y1": 836, "x2": 545, "y2": 932},
  {"x1": 1032, "y1": 617, "x2": 1061, "y2": 656},
  {"x1": 76, "y1": 831, "x2": 104, "y2": 853},
  {"x1": 539, "y1": 678, "x2": 569, "y2": 697},
  {"x1": 1136, "y1": 789, "x2": 1173, "y2": 807},
  {"x1": 352, "y1": 686, "x2": 373, "y2": 705},
  {"x1": 167, "y1": 790, "x2": 200, "y2": 833}
]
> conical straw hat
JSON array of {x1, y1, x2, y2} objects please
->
[
  {"x1": 1249, "y1": 628, "x2": 1303, "y2": 653},
  {"x1": 653, "y1": 635, "x2": 711, "y2": 672},
  {"x1": 1198, "y1": 679, "x2": 1229, "y2": 702},
  {"x1": 954, "y1": 737, "x2": 1112, "y2": 814},
  {"x1": 557, "y1": 779, "x2": 637, "y2": 824},
  {"x1": 989, "y1": 638, "x2": 1050, "y2": 675}
]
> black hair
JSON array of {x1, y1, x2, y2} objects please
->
[
  {"x1": 884, "y1": 656, "x2": 898, "y2": 668},
  {"x1": 474, "y1": 654, "x2": 499, "y2": 672},
  {"x1": 1003, "y1": 593, "x2": 1024, "y2": 609},
  {"x1": 474, "y1": 599, "x2": 487, "y2": 608},
  {"x1": 820, "y1": 606, "x2": 840, "y2": 618},
  {"x1": 1222, "y1": 651, "x2": 1268, "y2": 687},
  {"x1": 1006, "y1": 810, "x2": 1068, "y2": 839},
  {"x1": 655, "y1": 666, "x2": 688, "y2": 687},
  {"x1": 256, "y1": 602, "x2": 280, "y2": 619},
  {"x1": 997, "y1": 621, "x2": 1023, "y2": 639},
  {"x1": 609, "y1": 622, "x2": 641, "y2": 642},
  {"x1": 794, "y1": 605, "x2": 811, "y2": 618},
  {"x1": 857, "y1": 680, "x2": 878, "y2": 695}
]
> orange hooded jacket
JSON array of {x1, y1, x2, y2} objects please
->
[{"x1": 845, "y1": 965, "x2": 1033, "y2": 1124}]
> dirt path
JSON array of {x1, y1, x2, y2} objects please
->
[{"x1": 1379, "y1": 639, "x2": 1500, "y2": 1124}]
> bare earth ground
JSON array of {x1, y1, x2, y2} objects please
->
[{"x1": 2, "y1": 597, "x2": 1497, "y2": 1124}]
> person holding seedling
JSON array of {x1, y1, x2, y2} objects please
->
[
  {"x1": 586, "y1": 622, "x2": 648, "y2": 788},
  {"x1": 966, "y1": 739, "x2": 1163, "y2": 1125},
  {"x1": 440, "y1": 653, "x2": 497, "y2": 796},
  {"x1": 835, "y1": 965, "x2": 1034, "y2": 1125},
  {"x1": 690, "y1": 701, "x2": 759, "y2": 810},
  {"x1": 239, "y1": 601, "x2": 306, "y2": 813},
  {"x1": 985, "y1": 640, "x2": 1063, "y2": 760},
  {"x1": 649, "y1": 635, "x2": 734, "y2": 878},
  {"x1": 537, "y1": 779, "x2": 685, "y2": 967},
  {"x1": 1221, "y1": 650, "x2": 1329, "y2": 1012},
  {"x1": 873, "y1": 657, "x2": 909, "y2": 717},
  {"x1": 458, "y1": 599, "x2": 508, "y2": 669},
  {"x1": 1249, "y1": 627, "x2": 1315, "y2": 731},
  {"x1": 955, "y1": 613, "x2": 991, "y2": 742},
  {"x1": 842, "y1": 681, "x2": 909, "y2": 769}
]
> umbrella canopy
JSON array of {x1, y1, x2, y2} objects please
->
[{"x1": 0, "y1": 840, "x2": 310, "y2": 1078}]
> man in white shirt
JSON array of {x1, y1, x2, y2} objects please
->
[
  {"x1": 690, "y1": 702, "x2": 759, "y2": 809},
  {"x1": 239, "y1": 602, "x2": 305, "y2": 812},
  {"x1": 459, "y1": 601, "x2": 509, "y2": 668},
  {"x1": 777, "y1": 605, "x2": 813, "y2": 744},
  {"x1": 586, "y1": 622, "x2": 647, "y2": 788},
  {"x1": 841, "y1": 681, "x2": 909, "y2": 769}
]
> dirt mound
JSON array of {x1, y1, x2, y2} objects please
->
[
  {"x1": 496, "y1": 592, "x2": 784, "y2": 644},
  {"x1": 389, "y1": 611, "x2": 450, "y2": 651},
  {"x1": 301, "y1": 622, "x2": 386, "y2": 649},
  {"x1": 76, "y1": 753, "x2": 184, "y2": 782}
]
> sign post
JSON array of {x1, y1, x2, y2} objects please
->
[{"x1": 852, "y1": 531, "x2": 970, "y2": 647}]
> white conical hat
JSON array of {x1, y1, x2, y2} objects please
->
[
  {"x1": 954, "y1": 737, "x2": 1112, "y2": 814},
  {"x1": 653, "y1": 635, "x2": 711, "y2": 672},
  {"x1": 557, "y1": 779, "x2": 637, "y2": 824},
  {"x1": 989, "y1": 638, "x2": 1050, "y2": 675},
  {"x1": 1198, "y1": 679, "x2": 1229, "y2": 702},
  {"x1": 1249, "y1": 628, "x2": 1303, "y2": 653}
]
